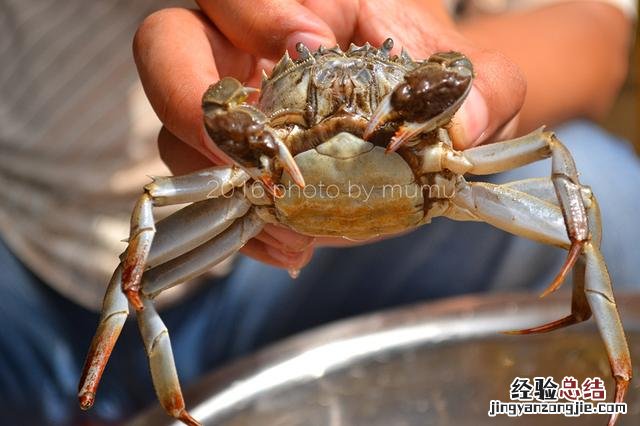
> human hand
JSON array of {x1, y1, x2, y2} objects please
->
[
  {"x1": 133, "y1": 0, "x2": 527, "y2": 266},
  {"x1": 133, "y1": 4, "x2": 336, "y2": 271}
]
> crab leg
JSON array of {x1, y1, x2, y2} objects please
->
[
  {"x1": 449, "y1": 181, "x2": 631, "y2": 423},
  {"x1": 79, "y1": 166, "x2": 251, "y2": 413},
  {"x1": 503, "y1": 256, "x2": 591, "y2": 334},
  {"x1": 78, "y1": 265, "x2": 128, "y2": 410},
  {"x1": 137, "y1": 295, "x2": 200, "y2": 426},
  {"x1": 462, "y1": 128, "x2": 589, "y2": 295},
  {"x1": 126, "y1": 212, "x2": 262, "y2": 426},
  {"x1": 147, "y1": 192, "x2": 251, "y2": 267},
  {"x1": 142, "y1": 210, "x2": 264, "y2": 298},
  {"x1": 451, "y1": 181, "x2": 569, "y2": 247},
  {"x1": 122, "y1": 193, "x2": 154, "y2": 310},
  {"x1": 583, "y1": 243, "x2": 632, "y2": 423},
  {"x1": 495, "y1": 178, "x2": 599, "y2": 329},
  {"x1": 502, "y1": 177, "x2": 559, "y2": 206},
  {"x1": 147, "y1": 165, "x2": 249, "y2": 205},
  {"x1": 503, "y1": 178, "x2": 602, "y2": 248},
  {"x1": 121, "y1": 166, "x2": 249, "y2": 310}
]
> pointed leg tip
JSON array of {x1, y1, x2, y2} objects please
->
[
  {"x1": 538, "y1": 239, "x2": 585, "y2": 298},
  {"x1": 283, "y1": 166, "x2": 305, "y2": 189},
  {"x1": 125, "y1": 290, "x2": 144, "y2": 311},
  {"x1": 614, "y1": 378, "x2": 630, "y2": 404},
  {"x1": 500, "y1": 329, "x2": 528, "y2": 336},
  {"x1": 178, "y1": 411, "x2": 202, "y2": 426},
  {"x1": 538, "y1": 287, "x2": 557, "y2": 299},
  {"x1": 608, "y1": 376, "x2": 631, "y2": 426},
  {"x1": 500, "y1": 316, "x2": 580, "y2": 336},
  {"x1": 538, "y1": 274, "x2": 567, "y2": 299},
  {"x1": 78, "y1": 392, "x2": 95, "y2": 410}
]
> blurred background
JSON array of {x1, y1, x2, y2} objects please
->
[{"x1": 602, "y1": 25, "x2": 638, "y2": 152}]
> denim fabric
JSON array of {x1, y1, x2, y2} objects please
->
[{"x1": 1, "y1": 121, "x2": 638, "y2": 425}]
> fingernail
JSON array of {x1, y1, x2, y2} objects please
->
[
  {"x1": 452, "y1": 86, "x2": 488, "y2": 148},
  {"x1": 286, "y1": 32, "x2": 334, "y2": 58}
]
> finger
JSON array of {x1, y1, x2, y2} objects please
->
[
  {"x1": 240, "y1": 239, "x2": 288, "y2": 269},
  {"x1": 133, "y1": 8, "x2": 253, "y2": 157},
  {"x1": 353, "y1": 1, "x2": 526, "y2": 149},
  {"x1": 158, "y1": 126, "x2": 222, "y2": 175},
  {"x1": 301, "y1": 0, "x2": 359, "y2": 48},
  {"x1": 196, "y1": 0, "x2": 336, "y2": 59},
  {"x1": 262, "y1": 224, "x2": 315, "y2": 252},
  {"x1": 253, "y1": 228, "x2": 314, "y2": 256},
  {"x1": 352, "y1": 0, "x2": 451, "y2": 57},
  {"x1": 241, "y1": 239, "x2": 314, "y2": 270},
  {"x1": 265, "y1": 245, "x2": 314, "y2": 271},
  {"x1": 450, "y1": 48, "x2": 526, "y2": 148}
]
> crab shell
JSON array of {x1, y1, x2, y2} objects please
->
[
  {"x1": 252, "y1": 43, "x2": 456, "y2": 239},
  {"x1": 275, "y1": 133, "x2": 425, "y2": 239}
]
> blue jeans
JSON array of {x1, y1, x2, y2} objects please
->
[{"x1": 1, "y1": 121, "x2": 639, "y2": 425}]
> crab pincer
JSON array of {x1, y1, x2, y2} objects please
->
[
  {"x1": 203, "y1": 77, "x2": 305, "y2": 195},
  {"x1": 364, "y1": 52, "x2": 474, "y2": 152}
]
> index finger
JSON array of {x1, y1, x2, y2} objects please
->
[
  {"x1": 196, "y1": 0, "x2": 335, "y2": 59},
  {"x1": 133, "y1": 8, "x2": 254, "y2": 159}
]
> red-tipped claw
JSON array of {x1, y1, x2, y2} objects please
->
[{"x1": 539, "y1": 240, "x2": 584, "y2": 298}]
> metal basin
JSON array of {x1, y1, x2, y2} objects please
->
[{"x1": 129, "y1": 293, "x2": 640, "y2": 425}]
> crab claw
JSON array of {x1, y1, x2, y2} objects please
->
[
  {"x1": 363, "y1": 96, "x2": 394, "y2": 140},
  {"x1": 275, "y1": 138, "x2": 305, "y2": 188},
  {"x1": 203, "y1": 78, "x2": 305, "y2": 195},
  {"x1": 365, "y1": 52, "x2": 473, "y2": 152},
  {"x1": 539, "y1": 240, "x2": 584, "y2": 298}
]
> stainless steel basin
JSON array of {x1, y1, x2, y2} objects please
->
[{"x1": 129, "y1": 293, "x2": 640, "y2": 425}]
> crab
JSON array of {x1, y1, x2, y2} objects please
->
[{"x1": 78, "y1": 39, "x2": 631, "y2": 426}]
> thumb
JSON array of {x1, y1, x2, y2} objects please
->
[
  {"x1": 196, "y1": 0, "x2": 336, "y2": 59},
  {"x1": 451, "y1": 49, "x2": 526, "y2": 149}
]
